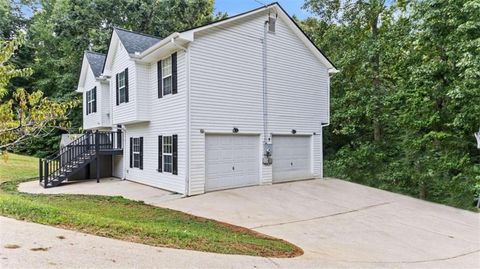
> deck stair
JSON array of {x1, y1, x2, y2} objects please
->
[{"x1": 39, "y1": 130, "x2": 122, "y2": 188}]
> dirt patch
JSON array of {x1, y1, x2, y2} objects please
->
[
  {"x1": 4, "y1": 244, "x2": 20, "y2": 249},
  {"x1": 30, "y1": 247, "x2": 50, "y2": 251}
]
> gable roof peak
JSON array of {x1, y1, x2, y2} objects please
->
[
  {"x1": 113, "y1": 27, "x2": 162, "y2": 54},
  {"x1": 84, "y1": 51, "x2": 106, "y2": 78}
]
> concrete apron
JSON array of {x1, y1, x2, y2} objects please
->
[{"x1": 17, "y1": 177, "x2": 480, "y2": 268}]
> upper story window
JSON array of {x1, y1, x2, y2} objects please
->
[
  {"x1": 157, "y1": 52, "x2": 177, "y2": 98},
  {"x1": 162, "y1": 56, "x2": 172, "y2": 95},
  {"x1": 86, "y1": 87, "x2": 96, "y2": 115},
  {"x1": 118, "y1": 70, "x2": 127, "y2": 103},
  {"x1": 116, "y1": 68, "x2": 129, "y2": 105}
]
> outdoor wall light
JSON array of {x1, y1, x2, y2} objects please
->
[
  {"x1": 199, "y1": 129, "x2": 205, "y2": 133},
  {"x1": 291, "y1": 129, "x2": 297, "y2": 134},
  {"x1": 233, "y1": 127, "x2": 239, "y2": 133}
]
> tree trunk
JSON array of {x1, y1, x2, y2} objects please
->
[
  {"x1": 419, "y1": 182, "x2": 427, "y2": 200},
  {"x1": 371, "y1": 13, "x2": 382, "y2": 142}
]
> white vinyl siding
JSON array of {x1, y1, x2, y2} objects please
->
[
  {"x1": 122, "y1": 50, "x2": 186, "y2": 193},
  {"x1": 111, "y1": 38, "x2": 147, "y2": 124},
  {"x1": 83, "y1": 65, "x2": 110, "y2": 130},
  {"x1": 188, "y1": 12, "x2": 329, "y2": 194},
  {"x1": 100, "y1": 81, "x2": 111, "y2": 126},
  {"x1": 89, "y1": 9, "x2": 330, "y2": 195}
]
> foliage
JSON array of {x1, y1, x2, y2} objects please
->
[
  {"x1": 303, "y1": 0, "x2": 480, "y2": 210},
  {"x1": 1, "y1": 0, "x2": 224, "y2": 155},
  {"x1": 0, "y1": 33, "x2": 32, "y2": 97},
  {"x1": 0, "y1": 35, "x2": 79, "y2": 154},
  {"x1": 0, "y1": 154, "x2": 301, "y2": 257}
]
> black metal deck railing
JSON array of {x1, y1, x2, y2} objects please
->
[{"x1": 39, "y1": 130, "x2": 123, "y2": 188}]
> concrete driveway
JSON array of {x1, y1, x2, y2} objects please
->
[
  {"x1": 16, "y1": 177, "x2": 480, "y2": 268},
  {"x1": 157, "y1": 178, "x2": 480, "y2": 267}
]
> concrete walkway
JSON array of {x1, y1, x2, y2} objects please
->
[{"x1": 13, "y1": 178, "x2": 480, "y2": 268}]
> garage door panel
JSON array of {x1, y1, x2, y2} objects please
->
[
  {"x1": 273, "y1": 135, "x2": 313, "y2": 183},
  {"x1": 206, "y1": 134, "x2": 260, "y2": 192}
]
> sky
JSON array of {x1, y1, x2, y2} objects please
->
[
  {"x1": 214, "y1": 0, "x2": 313, "y2": 19},
  {"x1": 19, "y1": 1, "x2": 313, "y2": 21}
]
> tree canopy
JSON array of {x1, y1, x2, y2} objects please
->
[{"x1": 302, "y1": 0, "x2": 479, "y2": 209}]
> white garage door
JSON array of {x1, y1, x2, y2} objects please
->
[
  {"x1": 273, "y1": 135, "x2": 313, "y2": 183},
  {"x1": 205, "y1": 134, "x2": 260, "y2": 192}
]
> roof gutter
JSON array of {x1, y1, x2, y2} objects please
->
[
  {"x1": 130, "y1": 32, "x2": 181, "y2": 59},
  {"x1": 328, "y1": 68, "x2": 339, "y2": 74}
]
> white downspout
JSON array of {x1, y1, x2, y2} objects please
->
[
  {"x1": 172, "y1": 37, "x2": 190, "y2": 197},
  {"x1": 262, "y1": 19, "x2": 268, "y2": 146}
]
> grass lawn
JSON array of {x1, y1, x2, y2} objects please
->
[{"x1": 0, "y1": 153, "x2": 302, "y2": 257}]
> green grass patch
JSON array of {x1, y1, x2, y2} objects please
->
[{"x1": 0, "y1": 154, "x2": 302, "y2": 257}]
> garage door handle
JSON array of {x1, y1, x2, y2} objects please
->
[
  {"x1": 232, "y1": 166, "x2": 235, "y2": 171},
  {"x1": 291, "y1": 162, "x2": 293, "y2": 166}
]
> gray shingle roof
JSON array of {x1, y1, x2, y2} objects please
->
[
  {"x1": 114, "y1": 27, "x2": 162, "y2": 54},
  {"x1": 85, "y1": 51, "x2": 106, "y2": 77}
]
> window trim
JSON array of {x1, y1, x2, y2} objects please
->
[
  {"x1": 86, "y1": 90, "x2": 90, "y2": 115},
  {"x1": 132, "y1": 137, "x2": 141, "y2": 168},
  {"x1": 118, "y1": 70, "x2": 127, "y2": 104},
  {"x1": 162, "y1": 135, "x2": 173, "y2": 173},
  {"x1": 86, "y1": 88, "x2": 96, "y2": 115},
  {"x1": 161, "y1": 55, "x2": 173, "y2": 96}
]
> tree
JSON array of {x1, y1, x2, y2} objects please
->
[
  {"x1": 9, "y1": 0, "x2": 223, "y2": 155},
  {"x1": 301, "y1": 0, "x2": 479, "y2": 209},
  {"x1": 393, "y1": 0, "x2": 480, "y2": 204},
  {"x1": 0, "y1": 35, "x2": 78, "y2": 154}
]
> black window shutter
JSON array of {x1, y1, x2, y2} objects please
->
[
  {"x1": 116, "y1": 125, "x2": 122, "y2": 149},
  {"x1": 172, "y1": 134, "x2": 178, "y2": 175},
  {"x1": 124, "y1": 68, "x2": 129, "y2": 103},
  {"x1": 157, "y1": 61, "x2": 163, "y2": 98},
  {"x1": 172, "y1": 52, "x2": 177, "y2": 94},
  {"x1": 129, "y1": 137, "x2": 133, "y2": 168},
  {"x1": 115, "y1": 73, "x2": 119, "y2": 105},
  {"x1": 86, "y1": 91, "x2": 89, "y2": 115},
  {"x1": 158, "y1": 135, "x2": 163, "y2": 172},
  {"x1": 92, "y1": 87, "x2": 97, "y2": 113},
  {"x1": 139, "y1": 137, "x2": 143, "y2": 170}
]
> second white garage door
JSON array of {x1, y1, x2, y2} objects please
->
[
  {"x1": 205, "y1": 134, "x2": 260, "y2": 192},
  {"x1": 273, "y1": 135, "x2": 313, "y2": 183}
]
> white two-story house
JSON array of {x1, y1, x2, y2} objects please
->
[{"x1": 75, "y1": 3, "x2": 337, "y2": 195}]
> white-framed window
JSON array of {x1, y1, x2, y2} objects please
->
[
  {"x1": 161, "y1": 56, "x2": 172, "y2": 96},
  {"x1": 86, "y1": 87, "x2": 96, "y2": 115},
  {"x1": 163, "y1": 135, "x2": 173, "y2": 173},
  {"x1": 86, "y1": 90, "x2": 91, "y2": 115},
  {"x1": 132, "y1": 137, "x2": 141, "y2": 168},
  {"x1": 118, "y1": 70, "x2": 127, "y2": 104}
]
